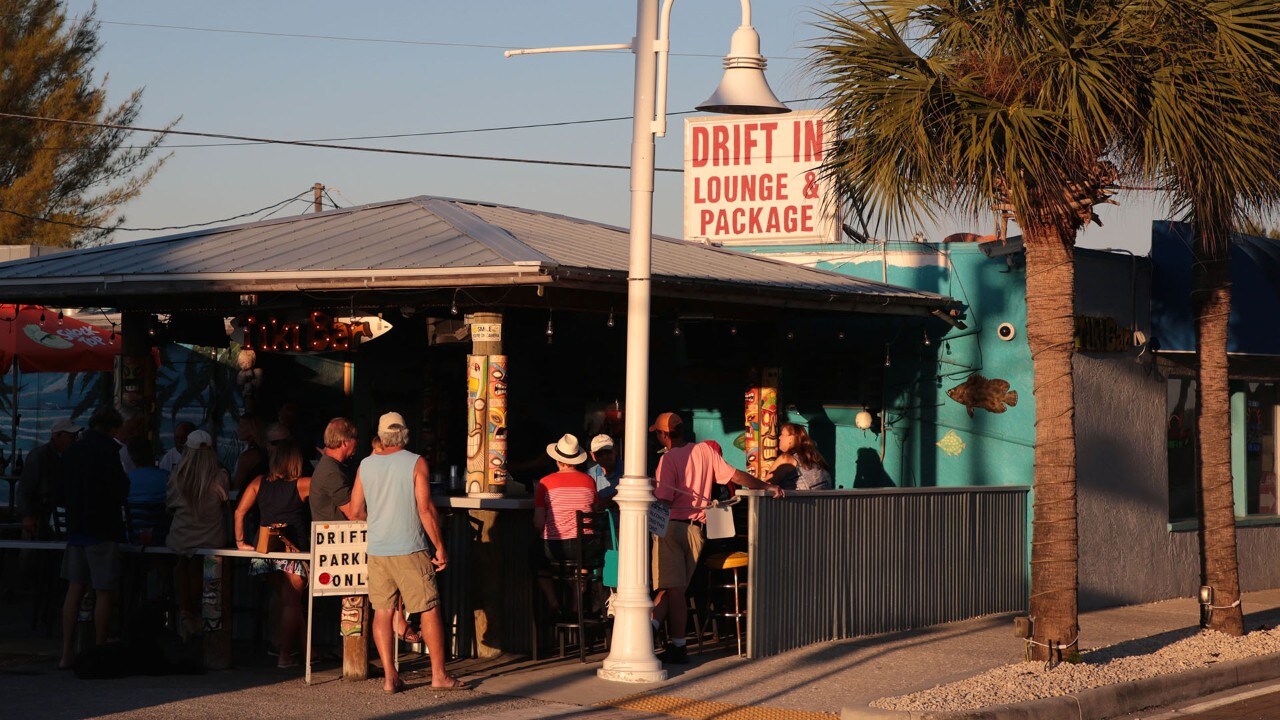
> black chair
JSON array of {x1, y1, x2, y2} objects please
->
[
  {"x1": 124, "y1": 501, "x2": 171, "y2": 547},
  {"x1": 549, "y1": 510, "x2": 611, "y2": 662}
]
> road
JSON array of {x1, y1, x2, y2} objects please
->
[{"x1": 1127, "y1": 680, "x2": 1280, "y2": 720}]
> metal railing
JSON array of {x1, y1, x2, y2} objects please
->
[{"x1": 743, "y1": 486, "x2": 1029, "y2": 658}]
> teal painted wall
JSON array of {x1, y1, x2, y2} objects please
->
[{"x1": 732, "y1": 242, "x2": 1036, "y2": 490}]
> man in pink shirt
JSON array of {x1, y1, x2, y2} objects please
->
[{"x1": 649, "y1": 412, "x2": 782, "y2": 664}]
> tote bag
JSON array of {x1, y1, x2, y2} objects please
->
[{"x1": 602, "y1": 512, "x2": 620, "y2": 588}]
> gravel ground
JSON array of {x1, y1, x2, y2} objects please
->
[{"x1": 873, "y1": 624, "x2": 1280, "y2": 712}]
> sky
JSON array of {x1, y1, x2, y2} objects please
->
[{"x1": 60, "y1": 1, "x2": 1166, "y2": 254}]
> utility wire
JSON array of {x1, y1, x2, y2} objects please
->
[
  {"x1": 0, "y1": 190, "x2": 313, "y2": 232},
  {"x1": 92, "y1": 19, "x2": 806, "y2": 61},
  {"x1": 0, "y1": 111, "x2": 683, "y2": 172},
  {"x1": 19, "y1": 95, "x2": 824, "y2": 153}
]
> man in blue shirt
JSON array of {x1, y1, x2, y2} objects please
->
[{"x1": 586, "y1": 434, "x2": 621, "y2": 505}]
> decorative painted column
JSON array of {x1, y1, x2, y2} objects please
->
[
  {"x1": 465, "y1": 312, "x2": 507, "y2": 498},
  {"x1": 744, "y1": 368, "x2": 781, "y2": 478}
]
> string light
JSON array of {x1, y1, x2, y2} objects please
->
[
  {"x1": 546, "y1": 310, "x2": 554, "y2": 344},
  {"x1": 730, "y1": 325, "x2": 738, "y2": 336},
  {"x1": 923, "y1": 330, "x2": 931, "y2": 347},
  {"x1": 38, "y1": 310, "x2": 45, "y2": 325},
  {"x1": 786, "y1": 330, "x2": 795, "y2": 341},
  {"x1": 450, "y1": 290, "x2": 459, "y2": 316},
  {"x1": 606, "y1": 308, "x2": 615, "y2": 328},
  {"x1": 673, "y1": 320, "x2": 682, "y2": 337},
  {"x1": 837, "y1": 330, "x2": 845, "y2": 340},
  {"x1": 57, "y1": 310, "x2": 64, "y2": 325},
  {"x1": 884, "y1": 344, "x2": 892, "y2": 368}
]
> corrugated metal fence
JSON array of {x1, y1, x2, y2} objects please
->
[{"x1": 745, "y1": 486, "x2": 1029, "y2": 658}]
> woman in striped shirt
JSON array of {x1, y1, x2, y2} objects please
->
[{"x1": 534, "y1": 434, "x2": 598, "y2": 616}]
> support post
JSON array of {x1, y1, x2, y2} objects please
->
[{"x1": 599, "y1": 0, "x2": 666, "y2": 683}]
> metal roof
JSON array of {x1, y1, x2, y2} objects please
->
[{"x1": 0, "y1": 196, "x2": 950, "y2": 314}]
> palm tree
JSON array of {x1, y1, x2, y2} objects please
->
[
  {"x1": 812, "y1": 0, "x2": 1280, "y2": 649},
  {"x1": 810, "y1": 1, "x2": 1141, "y2": 661},
  {"x1": 1125, "y1": 1, "x2": 1280, "y2": 635}
]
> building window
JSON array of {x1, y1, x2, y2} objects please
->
[
  {"x1": 1166, "y1": 378, "x2": 1198, "y2": 522},
  {"x1": 1167, "y1": 379, "x2": 1280, "y2": 522},
  {"x1": 1243, "y1": 382, "x2": 1279, "y2": 516}
]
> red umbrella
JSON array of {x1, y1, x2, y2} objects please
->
[{"x1": 0, "y1": 304, "x2": 119, "y2": 373}]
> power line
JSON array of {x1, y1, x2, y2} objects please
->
[
  {"x1": 0, "y1": 111, "x2": 682, "y2": 172},
  {"x1": 0, "y1": 190, "x2": 314, "y2": 232},
  {"x1": 93, "y1": 19, "x2": 806, "y2": 61},
  {"x1": 32, "y1": 96, "x2": 825, "y2": 151}
]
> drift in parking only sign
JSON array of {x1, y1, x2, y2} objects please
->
[
  {"x1": 310, "y1": 521, "x2": 368, "y2": 595},
  {"x1": 683, "y1": 109, "x2": 839, "y2": 245}
]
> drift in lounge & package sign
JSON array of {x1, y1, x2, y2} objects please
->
[{"x1": 683, "y1": 109, "x2": 838, "y2": 245}]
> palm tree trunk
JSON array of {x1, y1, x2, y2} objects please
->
[
  {"x1": 1192, "y1": 248, "x2": 1244, "y2": 635},
  {"x1": 1023, "y1": 223, "x2": 1079, "y2": 662}
]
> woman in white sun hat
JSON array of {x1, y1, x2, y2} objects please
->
[{"x1": 533, "y1": 434, "x2": 598, "y2": 616}]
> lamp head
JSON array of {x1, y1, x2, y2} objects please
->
[{"x1": 696, "y1": 26, "x2": 789, "y2": 115}]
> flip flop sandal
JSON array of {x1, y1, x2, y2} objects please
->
[
  {"x1": 431, "y1": 678, "x2": 471, "y2": 691},
  {"x1": 385, "y1": 678, "x2": 407, "y2": 694}
]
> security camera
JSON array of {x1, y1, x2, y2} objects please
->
[{"x1": 997, "y1": 322, "x2": 1017, "y2": 341}]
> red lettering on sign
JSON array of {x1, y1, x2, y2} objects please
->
[{"x1": 691, "y1": 126, "x2": 709, "y2": 168}]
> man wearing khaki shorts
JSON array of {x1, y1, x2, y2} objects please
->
[
  {"x1": 650, "y1": 412, "x2": 782, "y2": 664},
  {"x1": 350, "y1": 412, "x2": 468, "y2": 694}
]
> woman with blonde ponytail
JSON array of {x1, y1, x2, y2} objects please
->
[{"x1": 165, "y1": 429, "x2": 229, "y2": 638}]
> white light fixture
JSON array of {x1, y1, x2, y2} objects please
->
[
  {"x1": 855, "y1": 410, "x2": 873, "y2": 431},
  {"x1": 508, "y1": 0, "x2": 788, "y2": 684},
  {"x1": 695, "y1": 19, "x2": 788, "y2": 114}
]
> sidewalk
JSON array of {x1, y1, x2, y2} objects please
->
[
  {"x1": 467, "y1": 588, "x2": 1280, "y2": 718},
  {"x1": 4, "y1": 589, "x2": 1280, "y2": 719}
]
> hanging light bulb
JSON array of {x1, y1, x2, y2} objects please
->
[
  {"x1": 450, "y1": 293, "x2": 459, "y2": 316},
  {"x1": 884, "y1": 355, "x2": 892, "y2": 368},
  {"x1": 786, "y1": 330, "x2": 795, "y2": 341},
  {"x1": 39, "y1": 311, "x2": 46, "y2": 325},
  {"x1": 673, "y1": 320, "x2": 682, "y2": 337},
  {"x1": 730, "y1": 325, "x2": 738, "y2": 336},
  {"x1": 607, "y1": 309, "x2": 615, "y2": 328},
  {"x1": 57, "y1": 310, "x2": 64, "y2": 325},
  {"x1": 923, "y1": 330, "x2": 932, "y2": 347},
  {"x1": 837, "y1": 330, "x2": 846, "y2": 340},
  {"x1": 546, "y1": 311, "x2": 554, "y2": 344},
  {"x1": 109, "y1": 327, "x2": 116, "y2": 344}
]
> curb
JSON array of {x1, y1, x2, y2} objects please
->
[{"x1": 841, "y1": 650, "x2": 1280, "y2": 720}]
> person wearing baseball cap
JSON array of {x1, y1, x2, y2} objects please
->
[
  {"x1": 649, "y1": 411, "x2": 783, "y2": 664},
  {"x1": 17, "y1": 418, "x2": 81, "y2": 540},
  {"x1": 587, "y1": 434, "x2": 621, "y2": 505},
  {"x1": 349, "y1": 411, "x2": 468, "y2": 693}
]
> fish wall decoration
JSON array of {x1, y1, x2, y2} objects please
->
[{"x1": 947, "y1": 373, "x2": 1018, "y2": 417}]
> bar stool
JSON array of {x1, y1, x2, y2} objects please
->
[{"x1": 702, "y1": 551, "x2": 748, "y2": 656}]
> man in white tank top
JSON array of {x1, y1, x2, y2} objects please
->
[{"x1": 350, "y1": 412, "x2": 469, "y2": 694}]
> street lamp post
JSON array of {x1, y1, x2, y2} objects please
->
[{"x1": 508, "y1": 0, "x2": 787, "y2": 683}]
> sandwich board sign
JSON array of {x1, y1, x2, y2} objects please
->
[
  {"x1": 306, "y1": 520, "x2": 368, "y2": 685},
  {"x1": 310, "y1": 521, "x2": 368, "y2": 595},
  {"x1": 684, "y1": 108, "x2": 839, "y2": 245}
]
